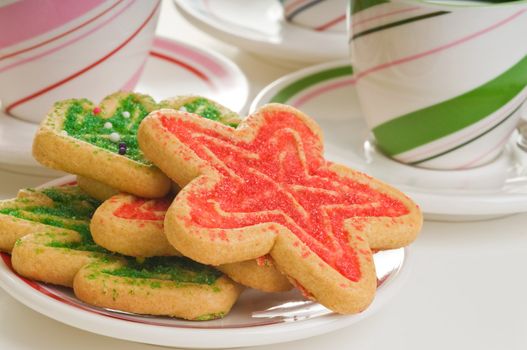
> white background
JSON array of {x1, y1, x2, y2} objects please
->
[{"x1": 0, "y1": 1, "x2": 526, "y2": 349}]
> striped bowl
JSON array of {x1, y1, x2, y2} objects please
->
[
  {"x1": 348, "y1": 0, "x2": 527, "y2": 170},
  {"x1": 281, "y1": 0, "x2": 348, "y2": 33},
  {"x1": 0, "y1": 0, "x2": 160, "y2": 123}
]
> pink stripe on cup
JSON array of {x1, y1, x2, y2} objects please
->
[
  {"x1": 0, "y1": 0, "x2": 134, "y2": 74},
  {"x1": 5, "y1": 0, "x2": 160, "y2": 116},
  {"x1": 0, "y1": 0, "x2": 123, "y2": 61},
  {"x1": 293, "y1": 10, "x2": 527, "y2": 109},
  {"x1": 456, "y1": 123, "x2": 518, "y2": 170},
  {"x1": 351, "y1": 6, "x2": 421, "y2": 30},
  {"x1": 0, "y1": 0, "x2": 106, "y2": 50},
  {"x1": 352, "y1": 10, "x2": 527, "y2": 85}
]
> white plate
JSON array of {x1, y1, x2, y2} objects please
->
[
  {"x1": 0, "y1": 175, "x2": 409, "y2": 349},
  {"x1": 251, "y1": 60, "x2": 527, "y2": 221},
  {"x1": 0, "y1": 36, "x2": 249, "y2": 175},
  {"x1": 173, "y1": 0, "x2": 348, "y2": 65}
]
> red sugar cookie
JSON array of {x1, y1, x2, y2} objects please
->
[{"x1": 138, "y1": 104, "x2": 422, "y2": 313}]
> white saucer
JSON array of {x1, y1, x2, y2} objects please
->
[
  {"x1": 251, "y1": 60, "x2": 527, "y2": 221},
  {"x1": 173, "y1": 0, "x2": 348, "y2": 65},
  {"x1": 0, "y1": 36, "x2": 249, "y2": 176},
  {"x1": 0, "y1": 175, "x2": 409, "y2": 349}
]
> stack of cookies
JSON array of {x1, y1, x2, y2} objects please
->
[{"x1": 0, "y1": 92, "x2": 422, "y2": 320}]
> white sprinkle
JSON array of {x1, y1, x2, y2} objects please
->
[
  {"x1": 60, "y1": 130, "x2": 68, "y2": 136},
  {"x1": 103, "y1": 122, "x2": 112, "y2": 129},
  {"x1": 109, "y1": 132, "x2": 120, "y2": 143},
  {"x1": 122, "y1": 111, "x2": 130, "y2": 118},
  {"x1": 179, "y1": 106, "x2": 187, "y2": 112}
]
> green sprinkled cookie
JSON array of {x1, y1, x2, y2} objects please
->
[
  {"x1": 33, "y1": 93, "x2": 241, "y2": 198},
  {"x1": 73, "y1": 256, "x2": 243, "y2": 320},
  {"x1": 159, "y1": 96, "x2": 241, "y2": 128},
  {"x1": 0, "y1": 185, "x2": 100, "y2": 253},
  {"x1": 1, "y1": 185, "x2": 115, "y2": 287},
  {"x1": 33, "y1": 92, "x2": 170, "y2": 198},
  {"x1": 11, "y1": 229, "x2": 115, "y2": 287},
  {"x1": 7, "y1": 185, "x2": 243, "y2": 319}
]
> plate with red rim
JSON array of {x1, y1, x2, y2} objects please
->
[
  {"x1": 0, "y1": 36, "x2": 249, "y2": 176},
  {"x1": 0, "y1": 175, "x2": 410, "y2": 349},
  {"x1": 251, "y1": 60, "x2": 527, "y2": 221}
]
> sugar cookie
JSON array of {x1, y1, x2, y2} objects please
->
[
  {"x1": 33, "y1": 92, "x2": 171, "y2": 198},
  {"x1": 74, "y1": 256, "x2": 243, "y2": 320},
  {"x1": 34, "y1": 93, "x2": 242, "y2": 198},
  {"x1": 138, "y1": 103, "x2": 422, "y2": 314},
  {"x1": 12, "y1": 228, "x2": 111, "y2": 287},
  {"x1": 5, "y1": 185, "x2": 243, "y2": 320},
  {"x1": 0, "y1": 185, "x2": 99, "y2": 253}
]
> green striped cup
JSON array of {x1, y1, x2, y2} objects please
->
[{"x1": 348, "y1": 0, "x2": 527, "y2": 169}]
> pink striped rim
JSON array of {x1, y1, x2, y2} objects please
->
[
  {"x1": 121, "y1": 58, "x2": 147, "y2": 91},
  {"x1": 284, "y1": 0, "x2": 311, "y2": 13},
  {"x1": 5, "y1": 0, "x2": 160, "y2": 116},
  {"x1": 351, "y1": 6, "x2": 421, "y2": 30},
  {"x1": 150, "y1": 51, "x2": 216, "y2": 91},
  {"x1": 0, "y1": 0, "x2": 123, "y2": 61},
  {"x1": 397, "y1": 90, "x2": 527, "y2": 162},
  {"x1": 456, "y1": 123, "x2": 518, "y2": 170},
  {"x1": 0, "y1": 0, "x2": 135, "y2": 74},
  {"x1": 153, "y1": 37, "x2": 229, "y2": 79},
  {"x1": 0, "y1": 0, "x2": 106, "y2": 50},
  {"x1": 351, "y1": 10, "x2": 527, "y2": 85},
  {"x1": 292, "y1": 76, "x2": 355, "y2": 108},
  {"x1": 315, "y1": 14, "x2": 346, "y2": 31}
]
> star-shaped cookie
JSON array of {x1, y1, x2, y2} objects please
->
[{"x1": 138, "y1": 103, "x2": 422, "y2": 313}]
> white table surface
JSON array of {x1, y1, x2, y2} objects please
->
[{"x1": 1, "y1": 1, "x2": 526, "y2": 349}]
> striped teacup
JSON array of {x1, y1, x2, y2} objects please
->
[
  {"x1": 281, "y1": 0, "x2": 348, "y2": 33},
  {"x1": 0, "y1": 0, "x2": 160, "y2": 123},
  {"x1": 348, "y1": 0, "x2": 527, "y2": 170}
]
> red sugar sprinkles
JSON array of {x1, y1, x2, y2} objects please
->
[{"x1": 160, "y1": 110, "x2": 410, "y2": 282}]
